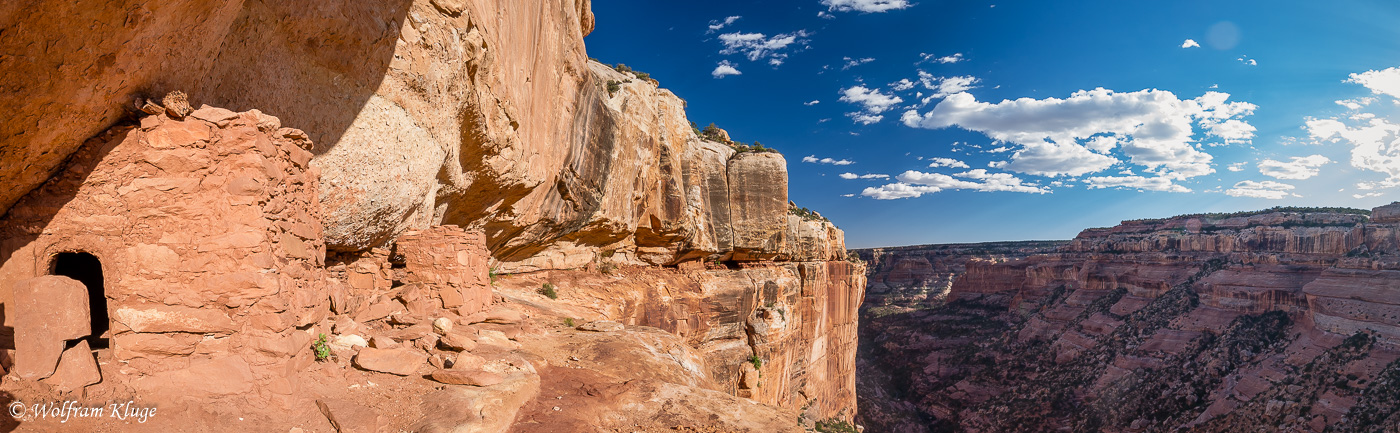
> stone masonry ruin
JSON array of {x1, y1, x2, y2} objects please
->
[{"x1": 0, "y1": 105, "x2": 494, "y2": 411}]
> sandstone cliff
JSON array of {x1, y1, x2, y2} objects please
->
[
  {"x1": 0, "y1": 0, "x2": 865, "y2": 430},
  {"x1": 0, "y1": 0, "x2": 801, "y2": 271},
  {"x1": 856, "y1": 205, "x2": 1400, "y2": 432}
]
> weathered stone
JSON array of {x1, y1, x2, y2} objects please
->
[
  {"x1": 353, "y1": 347, "x2": 427, "y2": 376},
  {"x1": 429, "y1": 369, "x2": 504, "y2": 386},
  {"x1": 575, "y1": 321, "x2": 624, "y2": 332},
  {"x1": 40, "y1": 340, "x2": 102, "y2": 392},
  {"x1": 13, "y1": 276, "x2": 91, "y2": 380},
  {"x1": 432, "y1": 317, "x2": 454, "y2": 335},
  {"x1": 111, "y1": 305, "x2": 237, "y2": 334},
  {"x1": 438, "y1": 332, "x2": 478, "y2": 352},
  {"x1": 330, "y1": 334, "x2": 369, "y2": 351},
  {"x1": 479, "y1": 307, "x2": 524, "y2": 325},
  {"x1": 727, "y1": 153, "x2": 789, "y2": 261},
  {"x1": 316, "y1": 399, "x2": 382, "y2": 433}
]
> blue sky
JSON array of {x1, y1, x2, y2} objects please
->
[{"x1": 584, "y1": 0, "x2": 1400, "y2": 248}]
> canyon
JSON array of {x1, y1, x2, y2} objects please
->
[
  {"x1": 0, "y1": 0, "x2": 862, "y2": 431},
  {"x1": 854, "y1": 205, "x2": 1400, "y2": 432}
]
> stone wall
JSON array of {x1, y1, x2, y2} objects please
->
[{"x1": 0, "y1": 107, "x2": 328, "y2": 400}]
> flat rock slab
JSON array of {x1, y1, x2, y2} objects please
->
[
  {"x1": 354, "y1": 347, "x2": 427, "y2": 376},
  {"x1": 429, "y1": 369, "x2": 504, "y2": 386},
  {"x1": 13, "y1": 276, "x2": 91, "y2": 380},
  {"x1": 41, "y1": 340, "x2": 101, "y2": 391},
  {"x1": 576, "y1": 321, "x2": 624, "y2": 332},
  {"x1": 316, "y1": 399, "x2": 382, "y2": 433}
]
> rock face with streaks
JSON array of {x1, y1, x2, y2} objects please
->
[
  {"x1": 0, "y1": 0, "x2": 797, "y2": 272},
  {"x1": 0, "y1": 0, "x2": 865, "y2": 429},
  {"x1": 854, "y1": 206, "x2": 1400, "y2": 432}
]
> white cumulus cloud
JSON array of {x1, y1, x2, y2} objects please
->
[
  {"x1": 1227, "y1": 162, "x2": 1247, "y2": 172},
  {"x1": 803, "y1": 155, "x2": 855, "y2": 165},
  {"x1": 901, "y1": 88, "x2": 1257, "y2": 179},
  {"x1": 840, "y1": 86, "x2": 903, "y2": 124},
  {"x1": 821, "y1": 0, "x2": 912, "y2": 13},
  {"x1": 861, "y1": 169, "x2": 1049, "y2": 199},
  {"x1": 1258, "y1": 155, "x2": 1332, "y2": 180},
  {"x1": 1182, "y1": 39, "x2": 1200, "y2": 48},
  {"x1": 1226, "y1": 180, "x2": 1297, "y2": 199},
  {"x1": 1347, "y1": 67, "x2": 1400, "y2": 100},
  {"x1": 916, "y1": 72, "x2": 980, "y2": 101},
  {"x1": 711, "y1": 61, "x2": 742, "y2": 79},
  {"x1": 927, "y1": 157, "x2": 970, "y2": 168}
]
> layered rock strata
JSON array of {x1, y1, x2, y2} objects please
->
[
  {"x1": 0, "y1": 0, "x2": 866, "y2": 428},
  {"x1": 0, "y1": 0, "x2": 807, "y2": 272},
  {"x1": 856, "y1": 206, "x2": 1400, "y2": 432}
]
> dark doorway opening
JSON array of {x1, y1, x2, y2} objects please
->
[{"x1": 50, "y1": 252, "x2": 109, "y2": 349}]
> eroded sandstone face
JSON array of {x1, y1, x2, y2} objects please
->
[
  {"x1": 854, "y1": 207, "x2": 1400, "y2": 432},
  {"x1": 0, "y1": 0, "x2": 797, "y2": 272},
  {"x1": 1, "y1": 0, "x2": 862, "y2": 428}
]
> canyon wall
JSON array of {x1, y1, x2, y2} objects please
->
[
  {"x1": 0, "y1": 0, "x2": 865, "y2": 429},
  {"x1": 856, "y1": 206, "x2": 1400, "y2": 432},
  {"x1": 855, "y1": 241, "x2": 1065, "y2": 313}
]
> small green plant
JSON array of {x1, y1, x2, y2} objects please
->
[
  {"x1": 564, "y1": 317, "x2": 575, "y2": 327},
  {"x1": 606, "y1": 80, "x2": 621, "y2": 96},
  {"x1": 748, "y1": 354, "x2": 763, "y2": 370},
  {"x1": 599, "y1": 262, "x2": 617, "y2": 275},
  {"x1": 814, "y1": 418, "x2": 859, "y2": 433},
  {"x1": 538, "y1": 282, "x2": 558, "y2": 299},
  {"x1": 312, "y1": 333, "x2": 331, "y2": 361},
  {"x1": 489, "y1": 267, "x2": 500, "y2": 285}
]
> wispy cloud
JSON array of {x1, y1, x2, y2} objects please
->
[
  {"x1": 707, "y1": 16, "x2": 741, "y2": 33},
  {"x1": 718, "y1": 30, "x2": 812, "y2": 66},
  {"x1": 804, "y1": 100, "x2": 820, "y2": 106},
  {"x1": 842, "y1": 57, "x2": 876, "y2": 70},
  {"x1": 918, "y1": 52, "x2": 965, "y2": 64},
  {"x1": 803, "y1": 155, "x2": 855, "y2": 165},
  {"x1": 839, "y1": 172, "x2": 890, "y2": 179},
  {"x1": 1084, "y1": 175, "x2": 1191, "y2": 193},
  {"x1": 1258, "y1": 155, "x2": 1331, "y2": 180},
  {"x1": 820, "y1": 0, "x2": 913, "y2": 13},
  {"x1": 1225, "y1": 180, "x2": 1297, "y2": 199}
]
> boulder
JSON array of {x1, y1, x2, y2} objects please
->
[{"x1": 353, "y1": 347, "x2": 427, "y2": 376}]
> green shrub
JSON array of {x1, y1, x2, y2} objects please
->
[
  {"x1": 599, "y1": 262, "x2": 617, "y2": 275},
  {"x1": 312, "y1": 333, "x2": 331, "y2": 361},
  {"x1": 564, "y1": 318, "x2": 575, "y2": 327},
  {"x1": 814, "y1": 418, "x2": 859, "y2": 433},
  {"x1": 538, "y1": 283, "x2": 558, "y2": 299},
  {"x1": 748, "y1": 354, "x2": 763, "y2": 370},
  {"x1": 606, "y1": 80, "x2": 621, "y2": 96}
]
